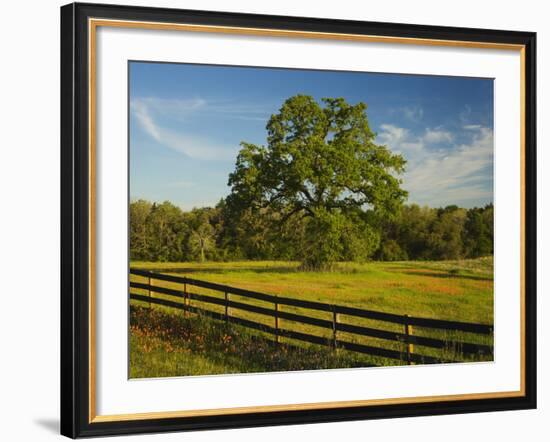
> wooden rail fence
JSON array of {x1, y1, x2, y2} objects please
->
[{"x1": 129, "y1": 268, "x2": 493, "y2": 365}]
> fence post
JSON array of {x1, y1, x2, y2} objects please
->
[
  {"x1": 404, "y1": 315, "x2": 414, "y2": 365},
  {"x1": 332, "y1": 306, "x2": 338, "y2": 350},
  {"x1": 147, "y1": 272, "x2": 151, "y2": 308},
  {"x1": 274, "y1": 297, "x2": 279, "y2": 344},
  {"x1": 183, "y1": 281, "x2": 188, "y2": 316},
  {"x1": 225, "y1": 291, "x2": 229, "y2": 323}
]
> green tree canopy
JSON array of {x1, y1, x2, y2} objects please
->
[
  {"x1": 227, "y1": 95, "x2": 408, "y2": 269},
  {"x1": 463, "y1": 203, "x2": 494, "y2": 258},
  {"x1": 186, "y1": 208, "x2": 216, "y2": 263},
  {"x1": 146, "y1": 201, "x2": 188, "y2": 262}
]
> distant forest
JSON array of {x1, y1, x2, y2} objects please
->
[{"x1": 130, "y1": 199, "x2": 493, "y2": 263}]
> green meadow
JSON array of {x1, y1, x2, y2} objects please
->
[{"x1": 129, "y1": 257, "x2": 493, "y2": 378}]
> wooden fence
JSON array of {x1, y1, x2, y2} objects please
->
[{"x1": 129, "y1": 268, "x2": 493, "y2": 365}]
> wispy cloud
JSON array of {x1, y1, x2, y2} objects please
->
[
  {"x1": 132, "y1": 99, "x2": 162, "y2": 141},
  {"x1": 388, "y1": 105, "x2": 424, "y2": 124},
  {"x1": 134, "y1": 97, "x2": 273, "y2": 122},
  {"x1": 137, "y1": 97, "x2": 208, "y2": 118},
  {"x1": 401, "y1": 105, "x2": 424, "y2": 123},
  {"x1": 422, "y1": 127, "x2": 454, "y2": 144},
  {"x1": 131, "y1": 98, "x2": 243, "y2": 161},
  {"x1": 378, "y1": 124, "x2": 423, "y2": 153},
  {"x1": 377, "y1": 123, "x2": 493, "y2": 207},
  {"x1": 459, "y1": 104, "x2": 472, "y2": 124}
]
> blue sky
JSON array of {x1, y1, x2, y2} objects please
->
[{"x1": 130, "y1": 62, "x2": 494, "y2": 210}]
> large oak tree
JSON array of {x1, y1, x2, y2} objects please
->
[{"x1": 227, "y1": 95, "x2": 408, "y2": 269}]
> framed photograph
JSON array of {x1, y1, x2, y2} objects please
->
[{"x1": 60, "y1": 2, "x2": 536, "y2": 438}]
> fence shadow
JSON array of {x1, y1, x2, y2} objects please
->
[
  {"x1": 388, "y1": 267, "x2": 493, "y2": 282},
  {"x1": 134, "y1": 265, "x2": 300, "y2": 275}
]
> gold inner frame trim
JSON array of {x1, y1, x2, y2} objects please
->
[{"x1": 88, "y1": 17, "x2": 527, "y2": 424}]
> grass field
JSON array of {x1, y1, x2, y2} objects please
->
[
  {"x1": 129, "y1": 258, "x2": 493, "y2": 378},
  {"x1": 130, "y1": 305, "x2": 381, "y2": 378}
]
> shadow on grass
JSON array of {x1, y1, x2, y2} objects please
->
[
  {"x1": 388, "y1": 267, "x2": 493, "y2": 282},
  {"x1": 134, "y1": 265, "x2": 299, "y2": 275}
]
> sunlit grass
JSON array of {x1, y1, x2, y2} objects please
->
[
  {"x1": 130, "y1": 305, "x2": 385, "y2": 378},
  {"x1": 132, "y1": 258, "x2": 493, "y2": 322},
  {"x1": 130, "y1": 258, "x2": 493, "y2": 377}
]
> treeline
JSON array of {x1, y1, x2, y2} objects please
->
[
  {"x1": 375, "y1": 204, "x2": 493, "y2": 261},
  {"x1": 130, "y1": 199, "x2": 493, "y2": 263}
]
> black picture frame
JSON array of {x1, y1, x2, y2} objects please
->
[{"x1": 61, "y1": 2, "x2": 537, "y2": 438}]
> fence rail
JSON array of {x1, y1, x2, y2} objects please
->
[{"x1": 129, "y1": 268, "x2": 493, "y2": 365}]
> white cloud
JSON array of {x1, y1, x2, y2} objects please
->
[
  {"x1": 459, "y1": 104, "x2": 472, "y2": 123},
  {"x1": 130, "y1": 96, "x2": 277, "y2": 160},
  {"x1": 159, "y1": 130, "x2": 238, "y2": 161},
  {"x1": 138, "y1": 97, "x2": 207, "y2": 118},
  {"x1": 401, "y1": 105, "x2": 424, "y2": 123},
  {"x1": 422, "y1": 128, "x2": 454, "y2": 144},
  {"x1": 130, "y1": 98, "x2": 240, "y2": 161},
  {"x1": 131, "y1": 100, "x2": 161, "y2": 141},
  {"x1": 377, "y1": 124, "x2": 493, "y2": 207},
  {"x1": 377, "y1": 124, "x2": 423, "y2": 154},
  {"x1": 135, "y1": 97, "x2": 272, "y2": 121}
]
